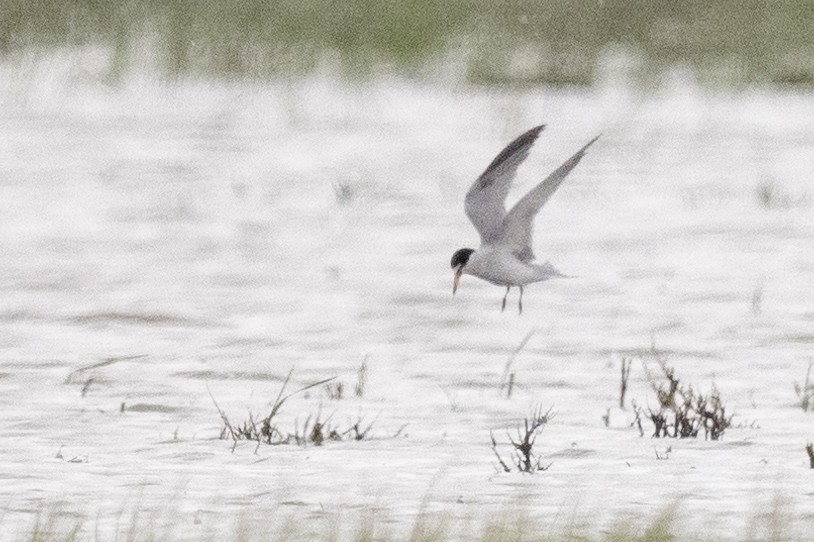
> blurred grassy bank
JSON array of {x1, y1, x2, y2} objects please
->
[
  {"x1": 11, "y1": 499, "x2": 804, "y2": 542},
  {"x1": 1, "y1": 0, "x2": 813, "y2": 88}
]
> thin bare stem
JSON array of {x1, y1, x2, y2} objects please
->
[
  {"x1": 65, "y1": 354, "x2": 147, "y2": 384},
  {"x1": 207, "y1": 384, "x2": 237, "y2": 442},
  {"x1": 500, "y1": 329, "x2": 536, "y2": 393},
  {"x1": 620, "y1": 357, "x2": 632, "y2": 409}
]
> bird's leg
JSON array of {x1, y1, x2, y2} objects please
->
[
  {"x1": 501, "y1": 286, "x2": 511, "y2": 312},
  {"x1": 518, "y1": 286, "x2": 524, "y2": 314}
]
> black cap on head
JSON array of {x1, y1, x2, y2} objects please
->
[{"x1": 450, "y1": 248, "x2": 474, "y2": 269}]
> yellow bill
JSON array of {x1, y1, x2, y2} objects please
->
[{"x1": 452, "y1": 267, "x2": 462, "y2": 294}]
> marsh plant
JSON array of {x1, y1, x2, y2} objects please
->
[
  {"x1": 355, "y1": 359, "x2": 368, "y2": 398},
  {"x1": 499, "y1": 329, "x2": 535, "y2": 399},
  {"x1": 756, "y1": 179, "x2": 812, "y2": 210},
  {"x1": 491, "y1": 406, "x2": 554, "y2": 473},
  {"x1": 211, "y1": 370, "x2": 374, "y2": 450},
  {"x1": 634, "y1": 357, "x2": 733, "y2": 440},
  {"x1": 318, "y1": 359, "x2": 369, "y2": 401},
  {"x1": 654, "y1": 446, "x2": 672, "y2": 460},
  {"x1": 324, "y1": 381, "x2": 345, "y2": 400},
  {"x1": 793, "y1": 360, "x2": 813, "y2": 412},
  {"x1": 619, "y1": 357, "x2": 632, "y2": 409}
]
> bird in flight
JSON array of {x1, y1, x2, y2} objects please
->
[{"x1": 450, "y1": 125, "x2": 599, "y2": 313}]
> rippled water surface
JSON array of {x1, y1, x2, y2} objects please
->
[{"x1": 1, "y1": 64, "x2": 813, "y2": 539}]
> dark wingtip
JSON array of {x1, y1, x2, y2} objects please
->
[
  {"x1": 509, "y1": 125, "x2": 546, "y2": 149},
  {"x1": 527, "y1": 124, "x2": 546, "y2": 140},
  {"x1": 576, "y1": 134, "x2": 601, "y2": 155},
  {"x1": 479, "y1": 125, "x2": 547, "y2": 185}
]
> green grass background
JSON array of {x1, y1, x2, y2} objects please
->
[{"x1": 1, "y1": 0, "x2": 813, "y2": 86}]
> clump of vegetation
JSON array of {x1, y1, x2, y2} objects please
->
[
  {"x1": 793, "y1": 360, "x2": 813, "y2": 412},
  {"x1": 634, "y1": 355, "x2": 733, "y2": 441},
  {"x1": 316, "y1": 359, "x2": 370, "y2": 401},
  {"x1": 756, "y1": 179, "x2": 812, "y2": 210},
  {"x1": 491, "y1": 406, "x2": 553, "y2": 473},
  {"x1": 806, "y1": 442, "x2": 814, "y2": 469},
  {"x1": 324, "y1": 381, "x2": 344, "y2": 400},
  {"x1": 210, "y1": 369, "x2": 376, "y2": 451},
  {"x1": 654, "y1": 446, "x2": 672, "y2": 460},
  {"x1": 332, "y1": 180, "x2": 355, "y2": 205}
]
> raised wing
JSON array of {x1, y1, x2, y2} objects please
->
[
  {"x1": 500, "y1": 135, "x2": 600, "y2": 262},
  {"x1": 464, "y1": 125, "x2": 545, "y2": 244}
]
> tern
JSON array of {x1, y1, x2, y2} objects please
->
[{"x1": 450, "y1": 125, "x2": 599, "y2": 313}]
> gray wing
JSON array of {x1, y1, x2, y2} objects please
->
[
  {"x1": 500, "y1": 135, "x2": 600, "y2": 262},
  {"x1": 464, "y1": 125, "x2": 545, "y2": 245}
]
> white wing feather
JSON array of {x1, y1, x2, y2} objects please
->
[
  {"x1": 499, "y1": 135, "x2": 600, "y2": 262},
  {"x1": 464, "y1": 125, "x2": 545, "y2": 244}
]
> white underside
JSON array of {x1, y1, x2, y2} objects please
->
[{"x1": 462, "y1": 247, "x2": 563, "y2": 287}]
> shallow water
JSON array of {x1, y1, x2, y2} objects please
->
[{"x1": 1, "y1": 57, "x2": 814, "y2": 539}]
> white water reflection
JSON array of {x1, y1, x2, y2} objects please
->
[{"x1": 1, "y1": 52, "x2": 813, "y2": 539}]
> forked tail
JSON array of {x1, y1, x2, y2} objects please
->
[{"x1": 535, "y1": 261, "x2": 573, "y2": 279}]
